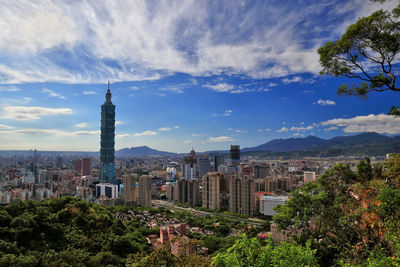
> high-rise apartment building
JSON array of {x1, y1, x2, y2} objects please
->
[
  {"x1": 229, "y1": 173, "x2": 255, "y2": 216},
  {"x1": 198, "y1": 156, "x2": 211, "y2": 179},
  {"x1": 187, "y1": 179, "x2": 200, "y2": 206},
  {"x1": 260, "y1": 196, "x2": 289, "y2": 216},
  {"x1": 213, "y1": 154, "x2": 225, "y2": 171},
  {"x1": 183, "y1": 149, "x2": 197, "y2": 179},
  {"x1": 304, "y1": 171, "x2": 316, "y2": 183},
  {"x1": 81, "y1": 158, "x2": 91, "y2": 176},
  {"x1": 100, "y1": 81, "x2": 116, "y2": 184},
  {"x1": 139, "y1": 175, "x2": 152, "y2": 207},
  {"x1": 229, "y1": 145, "x2": 240, "y2": 167},
  {"x1": 123, "y1": 174, "x2": 138, "y2": 204},
  {"x1": 202, "y1": 172, "x2": 221, "y2": 210}
]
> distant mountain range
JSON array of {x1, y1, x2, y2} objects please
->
[
  {"x1": 0, "y1": 133, "x2": 399, "y2": 157},
  {"x1": 241, "y1": 132, "x2": 400, "y2": 156},
  {"x1": 116, "y1": 146, "x2": 179, "y2": 157}
]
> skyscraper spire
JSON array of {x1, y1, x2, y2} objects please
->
[{"x1": 105, "y1": 80, "x2": 112, "y2": 104}]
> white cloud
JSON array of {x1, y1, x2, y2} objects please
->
[
  {"x1": 268, "y1": 82, "x2": 277, "y2": 87},
  {"x1": 41, "y1": 88, "x2": 65, "y2": 99},
  {"x1": 116, "y1": 134, "x2": 129, "y2": 138},
  {"x1": 205, "y1": 136, "x2": 234, "y2": 143},
  {"x1": 0, "y1": 128, "x2": 99, "y2": 136},
  {"x1": 213, "y1": 109, "x2": 233, "y2": 117},
  {"x1": 174, "y1": 126, "x2": 179, "y2": 129},
  {"x1": 184, "y1": 140, "x2": 192, "y2": 144},
  {"x1": 2, "y1": 106, "x2": 73, "y2": 120},
  {"x1": 192, "y1": 133, "x2": 200, "y2": 137},
  {"x1": 290, "y1": 125, "x2": 313, "y2": 131},
  {"x1": 115, "y1": 121, "x2": 124, "y2": 125},
  {"x1": 228, "y1": 128, "x2": 247, "y2": 133},
  {"x1": 0, "y1": 86, "x2": 20, "y2": 92},
  {"x1": 315, "y1": 99, "x2": 336, "y2": 105},
  {"x1": 0, "y1": 124, "x2": 14, "y2": 129},
  {"x1": 158, "y1": 127, "x2": 171, "y2": 132},
  {"x1": 257, "y1": 129, "x2": 263, "y2": 132},
  {"x1": 282, "y1": 76, "x2": 302, "y2": 84},
  {"x1": 75, "y1": 122, "x2": 88, "y2": 128},
  {"x1": 324, "y1": 126, "x2": 338, "y2": 131},
  {"x1": 134, "y1": 130, "x2": 157, "y2": 136},
  {"x1": 205, "y1": 83, "x2": 235, "y2": 93},
  {"x1": 159, "y1": 86, "x2": 184, "y2": 94},
  {"x1": 321, "y1": 114, "x2": 400, "y2": 134},
  {"x1": 0, "y1": 1, "x2": 393, "y2": 84},
  {"x1": 277, "y1": 127, "x2": 289, "y2": 133},
  {"x1": 83, "y1": 91, "x2": 97, "y2": 95},
  {"x1": 265, "y1": 128, "x2": 271, "y2": 132}
]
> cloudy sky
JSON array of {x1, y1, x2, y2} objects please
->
[{"x1": 0, "y1": 0, "x2": 399, "y2": 152}]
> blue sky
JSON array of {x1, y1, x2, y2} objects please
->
[{"x1": 0, "y1": 0, "x2": 399, "y2": 152}]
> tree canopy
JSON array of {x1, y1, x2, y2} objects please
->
[
  {"x1": 318, "y1": 4, "x2": 400, "y2": 98},
  {"x1": 274, "y1": 154, "x2": 400, "y2": 266}
]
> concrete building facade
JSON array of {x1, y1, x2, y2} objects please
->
[
  {"x1": 139, "y1": 175, "x2": 152, "y2": 207},
  {"x1": 202, "y1": 172, "x2": 221, "y2": 210}
]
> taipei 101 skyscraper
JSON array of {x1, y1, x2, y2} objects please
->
[{"x1": 100, "y1": 81, "x2": 116, "y2": 184}]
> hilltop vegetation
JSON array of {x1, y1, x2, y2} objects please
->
[
  {"x1": 213, "y1": 154, "x2": 400, "y2": 266},
  {"x1": 0, "y1": 197, "x2": 154, "y2": 266}
]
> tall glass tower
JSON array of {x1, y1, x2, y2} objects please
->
[{"x1": 100, "y1": 81, "x2": 116, "y2": 183}]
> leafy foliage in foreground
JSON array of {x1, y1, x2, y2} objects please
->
[
  {"x1": 274, "y1": 155, "x2": 400, "y2": 266},
  {"x1": 212, "y1": 234, "x2": 317, "y2": 267},
  {"x1": 0, "y1": 197, "x2": 151, "y2": 266}
]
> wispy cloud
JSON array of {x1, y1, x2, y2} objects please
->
[
  {"x1": 0, "y1": 86, "x2": 20, "y2": 92},
  {"x1": 228, "y1": 128, "x2": 247, "y2": 134},
  {"x1": 321, "y1": 114, "x2": 400, "y2": 134},
  {"x1": 290, "y1": 125, "x2": 314, "y2": 131},
  {"x1": 277, "y1": 127, "x2": 289, "y2": 133},
  {"x1": 115, "y1": 121, "x2": 124, "y2": 125},
  {"x1": 2, "y1": 106, "x2": 73, "y2": 120},
  {"x1": 184, "y1": 140, "x2": 192, "y2": 144},
  {"x1": 213, "y1": 109, "x2": 233, "y2": 117},
  {"x1": 83, "y1": 91, "x2": 97, "y2": 95},
  {"x1": 41, "y1": 88, "x2": 65, "y2": 99},
  {"x1": 158, "y1": 127, "x2": 171, "y2": 132},
  {"x1": 282, "y1": 76, "x2": 302, "y2": 84},
  {"x1": 134, "y1": 130, "x2": 157, "y2": 136},
  {"x1": 324, "y1": 126, "x2": 338, "y2": 131},
  {"x1": 75, "y1": 122, "x2": 88, "y2": 128},
  {"x1": 116, "y1": 134, "x2": 129, "y2": 138},
  {"x1": 315, "y1": 99, "x2": 336, "y2": 105},
  {"x1": 159, "y1": 86, "x2": 184, "y2": 94},
  {"x1": 0, "y1": 124, "x2": 14, "y2": 129},
  {"x1": 205, "y1": 83, "x2": 235, "y2": 93},
  {"x1": 0, "y1": 128, "x2": 99, "y2": 136},
  {"x1": 0, "y1": 1, "x2": 392, "y2": 84},
  {"x1": 204, "y1": 136, "x2": 234, "y2": 143}
]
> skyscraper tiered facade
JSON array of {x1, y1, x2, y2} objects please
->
[{"x1": 100, "y1": 81, "x2": 116, "y2": 184}]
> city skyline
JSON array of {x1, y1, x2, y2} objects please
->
[{"x1": 0, "y1": 1, "x2": 399, "y2": 153}]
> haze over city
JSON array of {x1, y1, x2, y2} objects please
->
[{"x1": 0, "y1": 0, "x2": 399, "y2": 152}]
